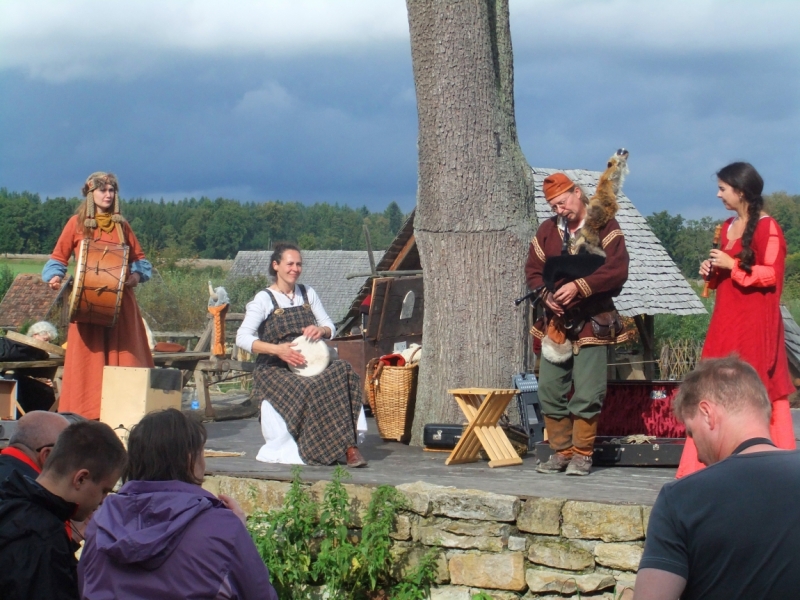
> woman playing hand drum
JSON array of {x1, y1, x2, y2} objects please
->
[
  {"x1": 677, "y1": 162, "x2": 796, "y2": 477},
  {"x1": 42, "y1": 172, "x2": 153, "y2": 419},
  {"x1": 236, "y1": 243, "x2": 368, "y2": 467}
]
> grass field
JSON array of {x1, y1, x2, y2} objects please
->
[{"x1": 0, "y1": 258, "x2": 74, "y2": 276}]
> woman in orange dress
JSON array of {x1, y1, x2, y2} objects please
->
[
  {"x1": 42, "y1": 172, "x2": 154, "y2": 419},
  {"x1": 677, "y1": 162, "x2": 796, "y2": 477}
]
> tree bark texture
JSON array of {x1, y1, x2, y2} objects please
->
[{"x1": 406, "y1": 0, "x2": 536, "y2": 444}]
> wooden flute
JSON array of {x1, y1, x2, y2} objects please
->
[{"x1": 702, "y1": 224, "x2": 723, "y2": 298}]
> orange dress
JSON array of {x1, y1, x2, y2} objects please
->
[
  {"x1": 50, "y1": 216, "x2": 154, "y2": 419},
  {"x1": 677, "y1": 216, "x2": 796, "y2": 477}
]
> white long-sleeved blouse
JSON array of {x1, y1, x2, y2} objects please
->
[{"x1": 236, "y1": 285, "x2": 336, "y2": 353}]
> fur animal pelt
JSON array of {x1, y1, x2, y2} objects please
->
[{"x1": 573, "y1": 148, "x2": 629, "y2": 257}]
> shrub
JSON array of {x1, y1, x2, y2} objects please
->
[
  {"x1": 247, "y1": 466, "x2": 438, "y2": 600},
  {"x1": 0, "y1": 264, "x2": 14, "y2": 302},
  {"x1": 225, "y1": 275, "x2": 271, "y2": 312}
]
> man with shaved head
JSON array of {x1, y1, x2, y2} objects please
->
[
  {"x1": 633, "y1": 356, "x2": 800, "y2": 600},
  {"x1": 0, "y1": 411, "x2": 70, "y2": 482}
]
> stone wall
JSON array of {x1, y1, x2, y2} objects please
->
[{"x1": 203, "y1": 476, "x2": 647, "y2": 599}]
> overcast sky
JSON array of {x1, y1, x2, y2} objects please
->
[{"x1": 1, "y1": 0, "x2": 798, "y2": 219}]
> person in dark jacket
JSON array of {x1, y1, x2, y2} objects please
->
[
  {"x1": 0, "y1": 410, "x2": 69, "y2": 482},
  {"x1": 0, "y1": 321, "x2": 60, "y2": 412},
  {"x1": 79, "y1": 408, "x2": 278, "y2": 600},
  {"x1": 0, "y1": 420, "x2": 127, "y2": 600}
]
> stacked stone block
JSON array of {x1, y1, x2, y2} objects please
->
[{"x1": 203, "y1": 477, "x2": 647, "y2": 599}]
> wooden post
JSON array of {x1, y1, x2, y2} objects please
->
[
  {"x1": 607, "y1": 345, "x2": 617, "y2": 380},
  {"x1": 363, "y1": 224, "x2": 377, "y2": 275},
  {"x1": 634, "y1": 314, "x2": 656, "y2": 380},
  {"x1": 193, "y1": 368, "x2": 215, "y2": 419}
]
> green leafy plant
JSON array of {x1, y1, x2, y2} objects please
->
[
  {"x1": 247, "y1": 466, "x2": 437, "y2": 599},
  {"x1": 0, "y1": 263, "x2": 14, "y2": 301},
  {"x1": 390, "y1": 548, "x2": 440, "y2": 600},
  {"x1": 312, "y1": 466, "x2": 359, "y2": 597},
  {"x1": 248, "y1": 466, "x2": 317, "y2": 599}
]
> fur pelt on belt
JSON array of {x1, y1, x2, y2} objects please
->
[
  {"x1": 573, "y1": 148, "x2": 629, "y2": 257},
  {"x1": 541, "y1": 317, "x2": 574, "y2": 364}
]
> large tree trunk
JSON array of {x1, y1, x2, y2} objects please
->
[{"x1": 406, "y1": 0, "x2": 536, "y2": 444}]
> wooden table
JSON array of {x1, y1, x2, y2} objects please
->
[{"x1": 0, "y1": 352, "x2": 213, "y2": 414}]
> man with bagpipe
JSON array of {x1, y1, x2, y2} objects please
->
[{"x1": 524, "y1": 151, "x2": 630, "y2": 476}]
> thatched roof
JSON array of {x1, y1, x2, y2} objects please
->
[
  {"x1": 531, "y1": 167, "x2": 707, "y2": 317},
  {"x1": 228, "y1": 250, "x2": 385, "y2": 324},
  {"x1": 0, "y1": 273, "x2": 71, "y2": 330}
]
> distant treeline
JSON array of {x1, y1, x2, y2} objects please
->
[
  {"x1": 0, "y1": 189, "x2": 406, "y2": 259},
  {"x1": 646, "y1": 191, "x2": 800, "y2": 280},
  {"x1": 3, "y1": 187, "x2": 799, "y2": 274}
]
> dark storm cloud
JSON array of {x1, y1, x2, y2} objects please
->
[
  {"x1": 512, "y1": 45, "x2": 799, "y2": 217},
  {"x1": 1, "y1": 0, "x2": 798, "y2": 219},
  {"x1": 0, "y1": 48, "x2": 419, "y2": 211}
]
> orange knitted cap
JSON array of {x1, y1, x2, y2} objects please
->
[{"x1": 542, "y1": 173, "x2": 575, "y2": 201}]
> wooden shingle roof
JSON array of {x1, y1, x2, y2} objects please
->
[
  {"x1": 0, "y1": 273, "x2": 71, "y2": 330},
  {"x1": 531, "y1": 167, "x2": 707, "y2": 317},
  {"x1": 228, "y1": 250, "x2": 385, "y2": 324}
]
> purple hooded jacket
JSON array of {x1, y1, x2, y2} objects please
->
[{"x1": 78, "y1": 480, "x2": 278, "y2": 600}]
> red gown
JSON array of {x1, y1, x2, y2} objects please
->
[
  {"x1": 51, "y1": 216, "x2": 154, "y2": 420},
  {"x1": 677, "y1": 216, "x2": 796, "y2": 477}
]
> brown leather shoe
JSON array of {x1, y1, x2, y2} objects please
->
[
  {"x1": 346, "y1": 446, "x2": 368, "y2": 468},
  {"x1": 566, "y1": 453, "x2": 592, "y2": 476},
  {"x1": 536, "y1": 451, "x2": 572, "y2": 474}
]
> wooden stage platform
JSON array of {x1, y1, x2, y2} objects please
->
[{"x1": 203, "y1": 416, "x2": 677, "y2": 506}]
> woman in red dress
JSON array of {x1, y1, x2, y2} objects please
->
[
  {"x1": 677, "y1": 162, "x2": 796, "y2": 477},
  {"x1": 43, "y1": 172, "x2": 154, "y2": 419}
]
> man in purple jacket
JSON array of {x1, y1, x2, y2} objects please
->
[{"x1": 78, "y1": 408, "x2": 277, "y2": 600}]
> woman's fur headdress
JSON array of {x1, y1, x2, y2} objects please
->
[
  {"x1": 82, "y1": 171, "x2": 125, "y2": 229},
  {"x1": 573, "y1": 149, "x2": 629, "y2": 257}
]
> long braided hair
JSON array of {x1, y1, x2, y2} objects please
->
[{"x1": 717, "y1": 162, "x2": 764, "y2": 274}]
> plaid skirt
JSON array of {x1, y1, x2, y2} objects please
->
[{"x1": 253, "y1": 360, "x2": 362, "y2": 465}]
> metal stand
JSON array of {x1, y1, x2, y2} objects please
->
[{"x1": 513, "y1": 373, "x2": 544, "y2": 450}]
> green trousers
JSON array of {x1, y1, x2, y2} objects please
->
[{"x1": 538, "y1": 344, "x2": 607, "y2": 419}]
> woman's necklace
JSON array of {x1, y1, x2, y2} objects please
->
[{"x1": 273, "y1": 285, "x2": 295, "y2": 301}]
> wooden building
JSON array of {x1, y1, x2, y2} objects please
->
[{"x1": 0, "y1": 273, "x2": 72, "y2": 335}]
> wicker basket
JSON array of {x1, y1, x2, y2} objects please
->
[{"x1": 365, "y1": 358, "x2": 418, "y2": 442}]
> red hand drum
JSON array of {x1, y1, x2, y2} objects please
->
[{"x1": 69, "y1": 238, "x2": 129, "y2": 327}]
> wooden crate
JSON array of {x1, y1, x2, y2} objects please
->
[
  {"x1": 0, "y1": 379, "x2": 19, "y2": 420},
  {"x1": 100, "y1": 367, "x2": 182, "y2": 444}
]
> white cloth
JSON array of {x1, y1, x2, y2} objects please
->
[
  {"x1": 256, "y1": 400, "x2": 367, "y2": 464},
  {"x1": 236, "y1": 285, "x2": 336, "y2": 354}
]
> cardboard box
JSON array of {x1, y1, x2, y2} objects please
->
[
  {"x1": 0, "y1": 378, "x2": 19, "y2": 420},
  {"x1": 100, "y1": 366, "x2": 182, "y2": 444}
]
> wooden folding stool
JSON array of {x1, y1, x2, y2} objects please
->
[{"x1": 445, "y1": 388, "x2": 523, "y2": 468}]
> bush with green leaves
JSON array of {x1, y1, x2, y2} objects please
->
[
  {"x1": 224, "y1": 274, "x2": 271, "y2": 312},
  {"x1": 0, "y1": 264, "x2": 14, "y2": 302},
  {"x1": 247, "y1": 466, "x2": 438, "y2": 600}
]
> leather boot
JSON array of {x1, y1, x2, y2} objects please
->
[
  {"x1": 544, "y1": 416, "x2": 573, "y2": 453},
  {"x1": 567, "y1": 416, "x2": 598, "y2": 476},
  {"x1": 537, "y1": 416, "x2": 573, "y2": 474},
  {"x1": 346, "y1": 446, "x2": 368, "y2": 468}
]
